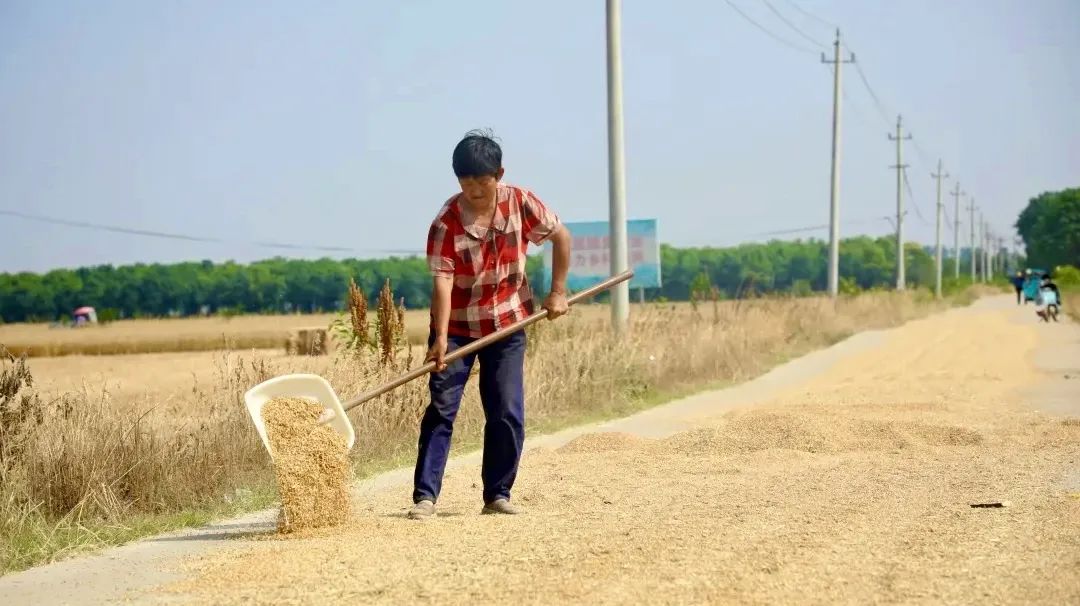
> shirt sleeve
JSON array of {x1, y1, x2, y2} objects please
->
[
  {"x1": 520, "y1": 188, "x2": 561, "y2": 245},
  {"x1": 426, "y1": 221, "x2": 455, "y2": 277}
]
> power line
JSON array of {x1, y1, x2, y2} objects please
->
[
  {"x1": 753, "y1": 217, "x2": 884, "y2": 237},
  {"x1": 0, "y1": 209, "x2": 424, "y2": 256},
  {"x1": 1, "y1": 209, "x2": 223, "y2": 244},
  {"x1": 779, "y1": 0, "x2": 837, "y2": 31},
  {"x1": 901, "y1": 168, "x2": 929, "y2": 224},
  {"x1": 842, "y1": 40, "x2": 949, "y2": 195},
  {"x1": 722, "y1": 0, "x2": 820, "y2": 54},
  {"x1": 910, "y1": 138, "x2": 937, "y2": 171},
  {"x1": 849, "y1": 59, "x2": 893, "y2": 127},
  {"x1": 760, "y1": 0, "x2": 827, "y2": 49}
]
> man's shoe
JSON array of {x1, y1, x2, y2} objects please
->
[
  {"x1": 481, "y1": 498, "x2": 521, "y2": 515},
  {"x1": 407, "y1": 499, "x2": 436, "y2": 520}
]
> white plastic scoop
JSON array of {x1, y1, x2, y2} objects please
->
[{"x1": 244, "y1": 270, "x2": 634, "y2": 459}]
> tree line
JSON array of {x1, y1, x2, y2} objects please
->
[
  {"x1": 1, "y1": 236, "x2": 947, "y2": 323},
  {"x1": 1014, "y1": 187, "x2": 1079, "y2": 271}
]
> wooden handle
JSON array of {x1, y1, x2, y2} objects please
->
[{"x1": 341, "y1": 270, "x2": 634, "y2": 412}]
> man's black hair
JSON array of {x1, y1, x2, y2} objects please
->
[{"x1": 452, "y1": 129, "x2": 502, "y2": 178}]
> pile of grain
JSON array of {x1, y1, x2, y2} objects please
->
[
  {"x1": 657, "y1": 411, "x2": 986, "y2": 456},
  {"x1": 262, "y1": 397, "x2": 352, "y2": 533},
  {"x1": 557, "y1": 432, "x2": 652, "y2": 454}
]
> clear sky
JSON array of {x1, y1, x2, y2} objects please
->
[{"x1": 1, "y1": 0, "x2": 1077, "y2": 273}]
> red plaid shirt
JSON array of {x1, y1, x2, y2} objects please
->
[{"x1": 427, "y1": 183, "x2": 560, "y2": 338}]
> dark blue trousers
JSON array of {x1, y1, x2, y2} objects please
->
[{"x1": 413, "y1": 330, "x2": 526, "y2": 505}]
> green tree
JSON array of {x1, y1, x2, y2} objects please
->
[{"x1": 1015, "y1": 187, "x2": 1080, "y2": 269}]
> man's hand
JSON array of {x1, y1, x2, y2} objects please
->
[
  {"x1": 426, "y1": 336, "x2": 448, "y2": 372},
  {"x1": 542, "y1": 290, "x2": 569, "y2": 320}
]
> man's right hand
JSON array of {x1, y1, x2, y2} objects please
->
[{"x1": 426, "y1": 336, "x2": 448, "y2": 373}]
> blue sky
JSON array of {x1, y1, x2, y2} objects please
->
[{"x1": 1, "y1": 0, "x2": 1077, "y2": 272}]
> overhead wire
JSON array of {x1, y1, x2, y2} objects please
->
[
  {"x1": 901, "y1": 169, "x2": 929, "y2": 224},
  {"x1": 0, "y1": 209, "x2": 425, "y2": 256},
  {"x1": 778, "y1": 0, "x2": 837, "y2": 31},
  {"x1": 721, "y1": 0, "x2": 820, "y2": 55},
  {"x1": 759, "y1": 0, "x2": 827, "y2": 49},
  {"x1": 753, "y1": 217, "x2": 887, "y2": 237},
  {"x1": 910, "y1": 139, "x2": 937, "y2": 171},
  {"x1": 726, "y1": 1, "x2": 966, "y2": 244},
  {"x1": 849, "y1": 60, "x2": 894, "y2": 128}
]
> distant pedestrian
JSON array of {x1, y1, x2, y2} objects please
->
[{"x1": 1010, "y1": 271, "x2": 1024, "y2": 305}]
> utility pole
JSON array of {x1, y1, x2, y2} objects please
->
[
  {"x1": 606, "y1": 0, "x2": 629, "y2": 332},
  {"x1": 950, "y1": 182, "x2": 963, "y2": 279},
  {"x1": 888, "y1": 115, "x2": 912, "y2": 291},
  {"x1": 931, "y1": 160, "x2": 949, "y2": 298},
  {"x1": 967, "y1": 198, "x2": 977, "y2": 281},
  {"x1": 980, "y1": 213, "x2": 989, "y2": 283},
  {"x1": 822, "y1": 30, "x2": 855, "y2": 298}
]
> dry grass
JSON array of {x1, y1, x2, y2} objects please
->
[
  {"x1": 0, "y1": 304, "x2": 666, "y2": 359},
  {"x1": 0, "y1": 290, "x2": 967, "y2": 574}
]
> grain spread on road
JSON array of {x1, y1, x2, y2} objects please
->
[{"x1": 168, "y1": 307, "x2": 1078, "y2": 604}]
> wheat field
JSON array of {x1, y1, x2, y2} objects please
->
[
  {"x1": 0, "y1": 305, "x2": 623, "y2": 358},
  {"x1": 0, "y1": 313, "x2": 340, "y2": 357}
]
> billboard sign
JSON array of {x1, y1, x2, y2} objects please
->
[{"x1": 543, "y1": 219, "x2": 661, "y2": 291}]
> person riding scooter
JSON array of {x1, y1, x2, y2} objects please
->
[{"x1": 1035, "y1": 273, "x2": 1062, "y2": 322}]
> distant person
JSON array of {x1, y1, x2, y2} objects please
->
[{"x1": 1010, "y1": 271, "x2": 1025, "y2": 304}]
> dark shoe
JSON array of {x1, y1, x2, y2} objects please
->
[
  {"x1": 481, "y1": 498, "x2": 521, "y2": 515},
  {"x1": 407, "y1": 499, "x2": 436, "y2": 520}
]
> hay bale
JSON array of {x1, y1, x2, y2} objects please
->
[{"x1": 289, "y1": 327, "x2": 330, "y2": 356}]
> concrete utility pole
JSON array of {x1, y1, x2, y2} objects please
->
[
  {"x1": 951, "y1": 182, "x2": 963, "y2": 279},
  {"x1": 931, "y1": 160, "x2": 949, "y2": 298},
  {"x1": 606, "y1": 0, "x2": 629, "y2": 333},
  {"x1": 822, "y1": 30, "x2": 855, "y2": 298},
  {"x1": 967, "y1": 199, "x2": 977, "y2": 281},
  {"x1": 978, "y1": 214, "x2": 986, "y2": 282},
  {"x1": 888, "y1": 115, "x2": 912, "y2": 291}
]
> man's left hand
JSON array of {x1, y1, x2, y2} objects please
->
[{"x1": 542, "y1": 290, "x2": 569, "y2": 320}]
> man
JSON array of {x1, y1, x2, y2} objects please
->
[{"x1": 409, "y1": 130, "x2": 571, "y2": 519}]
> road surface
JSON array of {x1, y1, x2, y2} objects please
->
[{"x1": 2, "y1": 296, "x2": 1077, "y2": 604}]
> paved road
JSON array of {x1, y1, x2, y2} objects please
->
[{"x1": 2, "y1": 296, "x2": 1077, "y2": 604}]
